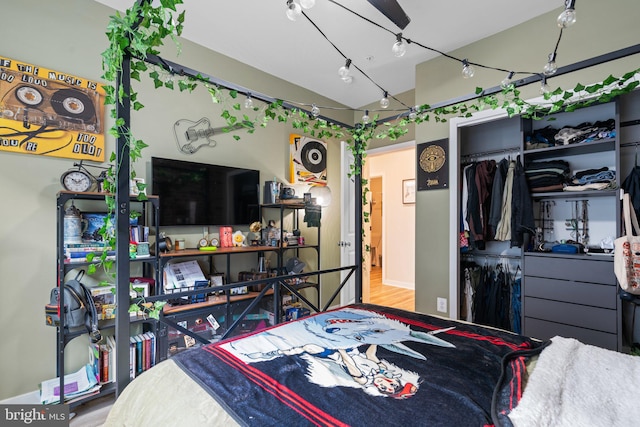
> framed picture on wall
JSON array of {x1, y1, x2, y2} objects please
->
[
  {"x1": 416, "y1": 139, "x2": 449, "y2": 191},
  {"x1": 403, "y1": 179, "x2": 416, "y2": 204}
]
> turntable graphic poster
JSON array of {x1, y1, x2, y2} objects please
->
[
  {"x1": 416, "y1": 139, "x2": 448, "y2": 191},
  {"x1": 0, "y1": 55, "x2": 105, "y2": 161},
  {"x1": 289, "y1": 134, "x2": 327, "y2": 185}
]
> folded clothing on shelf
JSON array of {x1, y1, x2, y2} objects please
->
[
  {"x1": 524, "y1": 118, "x2": 615, "y2": 150},
  {"x1": 525, "y1": 160, "x2": 570, "y2": 192}
]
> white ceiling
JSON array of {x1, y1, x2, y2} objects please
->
[{"x1": 95, "y1": 0, "x2": 563, "y2": 109}]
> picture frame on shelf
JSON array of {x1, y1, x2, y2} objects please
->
[
  {"x1": 210, "y1": 274, "x2": 225, "y2": 296},
  {"x1": 402, "y1": 179, "x2": 416, "y2": 204}
]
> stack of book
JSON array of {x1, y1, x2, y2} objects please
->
[
  {"x1": 88, "y1": 332, "x2": 157, "y2": 384},
  {"x1": 40, "y1": 364, "x2": 100, "y2": 404},
  {"x1": 129, "y1": 332, "x2": 157, "y2": 379},
  {"x1": 89, "y1": 335, "x2": 117, "y2": 384},
  {"x1": 64, "y1": 242, "x2": 114, "y2": 264}
]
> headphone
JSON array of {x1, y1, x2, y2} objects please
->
[{"x1": 74, "y1": 270, "x2": 101, "y2": 343}]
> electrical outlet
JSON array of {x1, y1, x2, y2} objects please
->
[{"x1": 437, "y1": 297, "x2": 447, "y2": 313}]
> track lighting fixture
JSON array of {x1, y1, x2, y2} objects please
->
[
  {"x1": 501, "y1": 71, "x2": 515, "y2": 88},
  {"x1": 300, "y1": 0, "x2": 315, "y2": 9},
  {"x1": 311, "y1": 104, "x2": 320, "y2": 117},
  {"x1": 540, "y1": 76, "x2": 551, "y2": 95},
  {"x1": 380, "y1": 91, "x2": 390, "y2": 109},
  {"x1": 543, "y1": 53, "x2": 558, "y2": 76},
  {"x1": 557, "y1": 0, "x2": 577, "y2": 28},
  {"x1": 338, "y1": 58, "x2": 352, "y2": 81},
  {"x1": 244, "y1": 94, "x2": 253, "y2": 109},
  {"x1": 408, "y1": 107, "x2": 417, "y2": 120},
  {"x1": 461, "y1": 59, "x2": 475, "y2": 79},
  {"x1": 286, "y1": 0, "x2": 302, "y2": 21},
  {"x1": 362, "y1": 110, "x2": 370, "y2": 124},
  {"x1": 392, "y1": 33, "x2": 407, "y2": 57}
]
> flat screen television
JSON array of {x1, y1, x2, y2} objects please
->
[{"x1": 151, "y1": 157, "x2": 260, "y2": 227}]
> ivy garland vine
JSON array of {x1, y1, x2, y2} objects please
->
[{"x1": 99, "y1": 0, "x2": 639, "y2": 313}]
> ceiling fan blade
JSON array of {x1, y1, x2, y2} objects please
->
[{"x1": 366, "y1": 0, "x2": 410, "y2": 30}]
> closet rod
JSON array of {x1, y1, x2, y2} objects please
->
[
  {"x1": 461, "y1": 252, "x2": 521, "y2": 260},
  {"x1": 461, "y1": 146, "x2": 520, "y2": 160},
  {"x1": 621, "y1": 119, "x2": 640, "y2": 128},
  {"x1": 620, "y1": 141, "x2": 640, "y2": 148}
]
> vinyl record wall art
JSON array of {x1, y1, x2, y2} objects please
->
[
  {"x1": 289, "y1": 134, "x2": 327, "y2": 185},
  {"x1": 0, "y1": 55, "x2": 105, "y2": 161},
  {"x1": 417, "y1": 139, "x2": 448, "y2": 191}
]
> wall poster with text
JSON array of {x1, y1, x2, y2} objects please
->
[
  {"x1": 417, "y1": 139, "x2": 448, "y2": 191},
  {"x1": 0, "y1": 55, "x2": 105, "y2": 161}
]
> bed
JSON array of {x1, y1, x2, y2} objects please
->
[{"x1": 102, "y1": 303, "x2": 574, "y2": 427}]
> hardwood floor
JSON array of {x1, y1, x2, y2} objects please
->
[{"x1": 368, "y1": 266, "x2": 415, "y2": 311}]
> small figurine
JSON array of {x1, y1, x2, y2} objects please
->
[{"x1": 233, "y1": 230, "x2": 246, "y2": 247}]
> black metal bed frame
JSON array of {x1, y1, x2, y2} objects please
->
[{"x1": 109, "y1": 0, "x2": 640, "y2": 396}]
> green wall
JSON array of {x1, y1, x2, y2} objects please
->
[
  {"x1": 0, "y1": 0, "x2": 348, "y2": 400},
  {"x1": 413, "y1": 0, "x2": 640, "y2": 315},
  {"x1": 1, "y1": 0, "x2": 638, "y2": 401}
]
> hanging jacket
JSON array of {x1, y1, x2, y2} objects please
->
[
  {"x1": 468, "y1": 160, "x2": 496, "y2": 250},
  {"x1": 510, "y1": 157, "x2": 535, "y2": 248},
  {"x1": 488, "y1": 158, "x2": 510, "y2": 239}
]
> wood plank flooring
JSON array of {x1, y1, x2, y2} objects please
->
[{"x1": 367, "y1": 266, "x2": 415, "y2": 312}]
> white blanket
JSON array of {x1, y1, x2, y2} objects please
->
[{"x1": 509, "y1": 336, "x2": 640, "y2": 427}]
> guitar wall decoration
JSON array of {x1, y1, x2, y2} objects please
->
[{"x1": 173, "y1": 117, "x2": 243, "y2": 155}]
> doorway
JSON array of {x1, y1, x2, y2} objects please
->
[
  {"x1": 370, "y1": 177, "x2": 383, "y2": 268},
  {"x1": 363, "y1": 143, "x2": 416, "y2": 311}
]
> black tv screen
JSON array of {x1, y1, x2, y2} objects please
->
[{"x1": 151, "y1": 157, "x2": 260, "y2": 226}]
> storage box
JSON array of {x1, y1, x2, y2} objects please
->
[
  {"x1": 238, "y1": 271, "x2": 275, "y2": 292},
  {"x1": 285, "y1": 306, "x2": 310, "y2": 321},
  {"x1": 130, "y1": 277, "x2": 154, "y2": 297},
  {"x1": 87, "y1": 284, "x2": 116, "y2": 320}
]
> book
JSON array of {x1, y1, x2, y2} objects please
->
[
  {"x1": 129, "y1": 336, "x2": 136, "y2": 379},
  {"x1": 106, "y1": 335, "x2": 116, "y2": 383},
  {"x1": 64, "y1": 242, "x2": 110, "y2": 249},
  {"x1": 134, "y1": 335, "x2": 143, "y2": 375},
  {"x1": 88, "y1": 343, "x2": 101, "y2": 383},
  {"x1": 67, "y1": 250, "x2": 116, "y2": 258},
  {"x1": 40, "y1": 364, "x2": 100, "y2": 404},
  {"x1": 64, "y1": 255, "x2": 116, "y2": 263},
  {"x1": 143, "y1": 333, "x2": 151, "y2": 371},
  {"x1": 100, "y1": 342, "x2": 110, "y2": 383}
]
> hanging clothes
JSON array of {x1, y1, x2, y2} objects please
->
[
  {"x1": 461, "y1": 260, "x2": 520, "y2": 332},
  {"x1": 511, "y1": 267, "x2": 522, "y2": 334},
  {"x1": 510, "y1": 156, "x2": 535, "y2": 248},
  {"x1": 466, "y1": 160, "x2": 496, "y2": 250},
  {"x1": 494, "y1": 160, "x2": 515, "y2": 242},
  {"x1": 488, "y1": 158, "x2": 510, "y2": 240}
]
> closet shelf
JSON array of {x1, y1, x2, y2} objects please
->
[
  {"x1": 524, "y1": 138, "x2": 616, "y2": 160},
  {"x1": 531, "y1": 189, "x2": 618, "y2": 200},
  {"x1": 530, "y1": 188, "x2": 618, "y2": 199}
]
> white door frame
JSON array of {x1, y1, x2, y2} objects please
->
[{"x1": 340, "y1": 140, "x2": 356, "y2": 305}]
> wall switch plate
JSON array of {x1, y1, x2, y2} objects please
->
[{"x1": 437, "y1": 297, "x2": 447, "y2": 313}]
